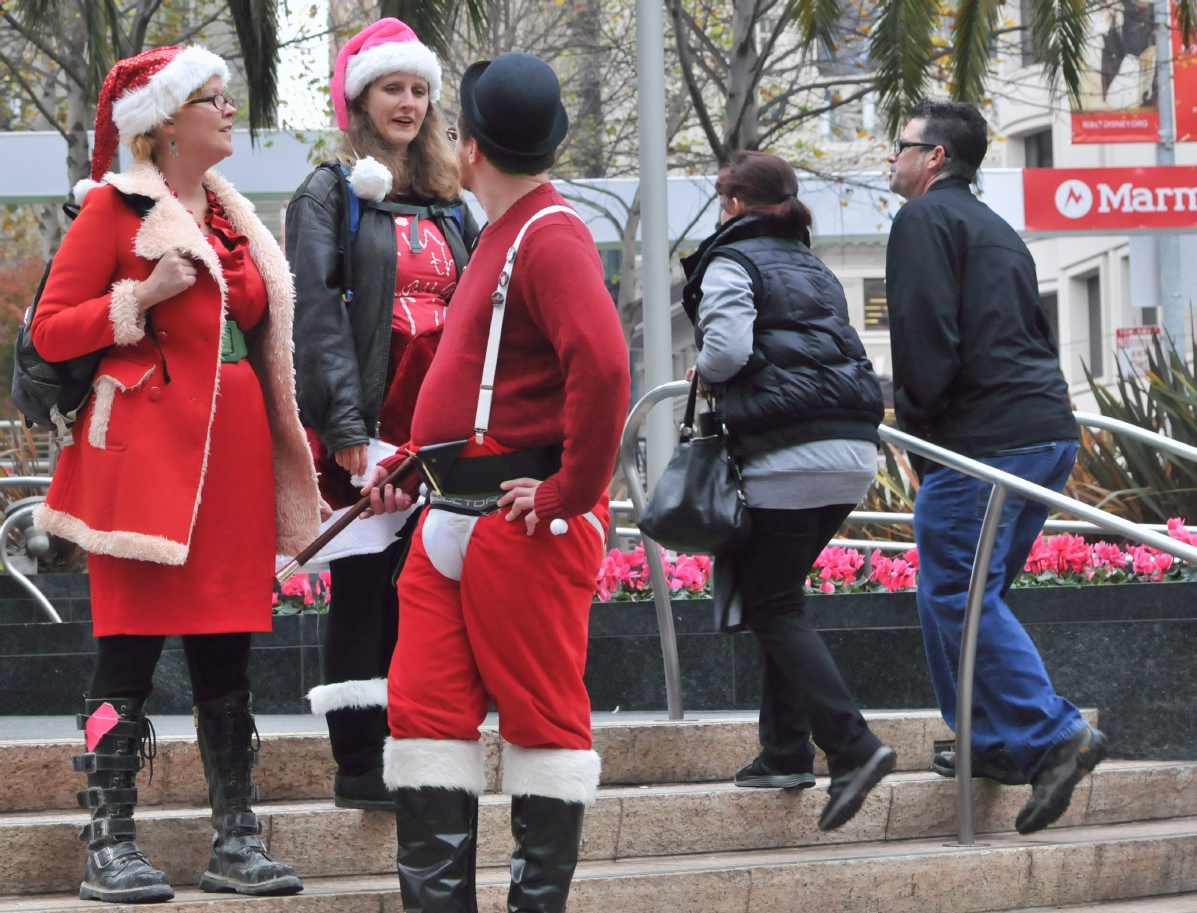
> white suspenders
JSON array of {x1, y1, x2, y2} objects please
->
[{"x1": 473, "y1": 205, "x2": 583, "y2": 444}]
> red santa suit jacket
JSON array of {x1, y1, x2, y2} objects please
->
[{"x1": 31, "y1": 163, "x2": 320, "y2": 565}]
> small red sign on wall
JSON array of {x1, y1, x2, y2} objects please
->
[
  {"x1": 1023, "y1": 166, "x2": 1197, "y2": 231},
  {"x1": 1070, "y1": 112, "x2": 1161, "y2": 144}
]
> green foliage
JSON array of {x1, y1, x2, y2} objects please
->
[{"x1": 1078, "y1": 334, "x2": 1197, "y2": 524}]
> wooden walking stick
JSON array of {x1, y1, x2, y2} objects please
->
[{"x1": 277, "y1": 456, "x2": 418, "y2": 583}]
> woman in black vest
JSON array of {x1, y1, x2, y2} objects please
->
[{"x1": 681, "y1": 151, "x2": 895, "y2": 831}]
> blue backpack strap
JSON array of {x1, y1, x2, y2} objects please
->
[{"x1": 339, "y1": 164, "x2": 362, "y2": 234}]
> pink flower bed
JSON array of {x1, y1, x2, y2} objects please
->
[
  {"x1": 593, "y1": 518, "x2": 1197, "y2": 601},
  {"x1": 273, "y1": 571, "x2": 332, "y2": 613}
]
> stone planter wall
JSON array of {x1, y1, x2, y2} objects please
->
[{"x1": 2, "y1": 575, "x2": 1195, "y2": 760}]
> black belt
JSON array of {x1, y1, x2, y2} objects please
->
[{"x1": 414, "y1": 441, "x2": 563, "y2": 515}]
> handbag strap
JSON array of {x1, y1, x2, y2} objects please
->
[
  {"x1": 474, "y1": 204, "x2": 583, "y2": 444},
  {"x1": 679, "y1": 373, "x2": 700, "y2": 442}
]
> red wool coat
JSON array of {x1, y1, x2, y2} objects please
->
[{"x1": 32, "y1": 163, "x2": 320, "y2": 565}]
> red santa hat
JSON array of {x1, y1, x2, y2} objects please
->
[
  {"x1": 332, "y1": 18, "x2": 442, "y2": 132},
  {"x1": 76, "y1": 45, "x2": 230, "y2": 204}
]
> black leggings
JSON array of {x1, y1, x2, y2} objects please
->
[
  {"x1": 732, "y1": 504, "x2": 882, "y2": 778},
  {"x1": 87, "y1": 633, "x2": 251, "y2": 707},
  {"x1": 323, "y1": 541, "x2": 402, "y2": 686}
]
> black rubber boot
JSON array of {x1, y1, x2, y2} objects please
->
[
  {"x1": 74, "y1": 697, "x2": 174, "y2": 904},
  {"x1": 194, "y1": 690, "x2": 303, "y2": 896},
  {"x1": 507, "y1": 795, "x2": 585, "y2": 913},
  {"x1": 326, "y1": 706, "x2": 394, "y2": 810},
  {"x1": 394, "y1": 786, "x2": 479, "y2": 913}
]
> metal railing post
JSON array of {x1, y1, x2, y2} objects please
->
[
  {"x1": 953, "y1": 481, "x2": 1007, "y2": 846},
  {"x1": 0, "y1": 502, "x2": 59, "y2": 622},
  {"x1": 619, "y1": 381, "x2": 690, "y2": 720}
]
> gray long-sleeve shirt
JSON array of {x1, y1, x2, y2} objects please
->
[{"x1": 695, "y1": 258, "x2": 876, "y2": 510}]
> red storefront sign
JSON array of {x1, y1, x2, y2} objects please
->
[
  {"x1": 1023, "y1": 166, "x2": 1197, "y2": 231},
  {"x1": 1174, "y1": 7, "x2": 1197, "y2": 142}
]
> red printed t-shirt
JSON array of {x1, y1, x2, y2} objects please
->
[
  {"x1": 378, "y1": 214, "x2": 457, "y2": 445},
  {"x1": 407, "y1": 183, "x2": 631, "y2": 520}
]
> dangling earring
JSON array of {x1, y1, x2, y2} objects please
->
[{"x1": 169, "y1": 140, "x2": 178, "y2": 158}]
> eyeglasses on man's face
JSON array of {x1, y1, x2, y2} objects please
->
[
  {"x1": 890, "y1": 139, "x2": 949, "y2": 158},
  {"x1": 446, "y1": 126, "x2": 459, "y2": 144},
  {"x1": 188, "y1": 93, "x2": 236, "y2": 113}
]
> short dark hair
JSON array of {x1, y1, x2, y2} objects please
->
[
  {"x1": 714, "y1": 151, "x2": 813, "y2": 246},
  {"x1": 456, "y1": 111, "x2": 557, "y2": 176},
  {"x1": 906, "y1": 100, "x2": 988, "y2": 182}
]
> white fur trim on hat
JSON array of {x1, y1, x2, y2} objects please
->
[
  {"x1": 112, "y1": 46, "x2": 231, "y2": 139},
  {"x1": 348, "y1": 156, "x2": 393, "y2": 203},
  {"x1": 345, "y1": 42, "x2": 442, "y2": 104},
  {"x1": 501, "y1": 744, "x2": 602, "y2": 806},
  {"x1": 307, "y1": 678, "x2": 389, "y2": 715},
  {"x1": 72, "y1": 179, "x2": 104, "y2": 206},
  {"x1": 383, "y1": 737, "x2": 488, "y2": 794}
]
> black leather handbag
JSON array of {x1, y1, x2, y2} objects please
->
[{"x1": 638, "y1": 375, "x2": 752, "y2": 554}]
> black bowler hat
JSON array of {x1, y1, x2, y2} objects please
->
[{"x1": 459, "y1": 52, "x2": 569, "y2": 169}]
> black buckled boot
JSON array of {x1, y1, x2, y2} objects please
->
[
  {"x1": 74, "y1": 697, "x2": 174, "y2": 904},
  {"x1": 507, "y1": 796, "x2": 585, "y2": 913},
  {"x1": 394, "y1": 787, "x2": 479, "y2": 913},
  {"x1": 326, "y1": 706, "x2": 394, "y2": 810},
  {"x1": 194, "y1": 690, "x2": 303, "y2": 896}
]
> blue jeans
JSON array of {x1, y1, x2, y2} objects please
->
[{"x1": 914, "y1": 440, "x2": 1085, "y2": 779}]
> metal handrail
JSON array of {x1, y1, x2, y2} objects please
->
[
  {"x1": 618, "y1": 381, "x2": 690, "y2": 720},
  {"x1": 877, "y1": 425, "x2": 1197, "y2": 845},
  {"x1": 1074, "y1": 411, "x2": 1197, "y2": 463},
  {"x1": 0, "y1": 478, "x2": 56, "y2": 621}
]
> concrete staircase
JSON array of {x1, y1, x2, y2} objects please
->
[{"x1": 2, "y1": 708, "x2": 1196, "y2": 912}]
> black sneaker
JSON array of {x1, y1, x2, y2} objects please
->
[
  {"x1": 334, "y1": 767, "x2": 396, "y2": 811},
  {"x1": 818, "y1": 745, "x2": 897, "y2": 831},
  {"x1": 1015, "y1": 724, "x2": 1108, "y2": 835},
  {"x1": 733, "y1": 757, "x2": 816, "y2": 790},
  {"x1": 930, "y1": 748, "x2": 1028, "y2": 786}
]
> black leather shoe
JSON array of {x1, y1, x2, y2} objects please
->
[
  {"x1": 1016, "y1": 724, "x2": 1107, "y2": 835},
  {"x1": 818, "y1": 745, "x2": 897, "y2": 832},
  {"x1": 79, "y1": 841, "x2": 174, "y2": 904},
  {"x1": 930, "y1": 748, "x2": 1028, "y2": 786},
  {"x1": 335, "y1": 767, "x2": 396, "y2": 810},
  {"x1": 733, "y1": 757, "x2": 816, "y2": 790}
]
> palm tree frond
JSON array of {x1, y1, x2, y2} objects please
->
[
  {"x1": 869, "y1": 0, "x2": 937, "y2": 136},
  {"x1": 1029, "y1": 0, "x2": 1087, "y2": 109},
  {"x1": 7, "y1": 0, "x2": 62, "y2": 32},
  {"x1": 784, "y1": 0, "x2": 840, "y2": 55},
  {"x1": 1177, "y1": 0, "x2": 1197, "y2": 49},
  {"x1": 950, "y1": 0, "x2": 1000, "y2": 103},
  {"x1": 227, "y1": 0, "x2": 279, "y2": 138}
]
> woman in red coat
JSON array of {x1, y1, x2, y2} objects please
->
[{"x1": 31, "y1": 47, "x2": 320, "y2": 904}]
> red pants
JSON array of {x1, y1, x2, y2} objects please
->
[{"x1": 387, "y1": 498, "x2": 607, "y2": 751}]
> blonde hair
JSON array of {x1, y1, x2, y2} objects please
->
[
  {"x1": 334, "y1": 94, "x2": 460, "y2": 202},
  {"x1": 125, "y1": 84, "x2": 212, "y2": 164}
]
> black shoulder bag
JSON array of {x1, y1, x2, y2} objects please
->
[{"x1": 637, "y1": 374, "x2": 752, "y2": 555}]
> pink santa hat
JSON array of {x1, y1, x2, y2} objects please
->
[
  {"x1": 75, "y1": 45, "x2": 230, "y2": 204},
  {"x1": 331, "y1": 18, "x2": 442, "y2": 132}
]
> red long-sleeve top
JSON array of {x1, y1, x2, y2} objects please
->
[{"x1": 408, "y1": 183, "x2": 630, "y2": 519}]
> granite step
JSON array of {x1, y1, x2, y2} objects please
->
[
  {"x1": 0, "y1": 758, "x2": 1185, "y2": 896},
  {"x1": 2, "y1": 816, "x2": 1197, "y2": 913},
  {"x1": 1018, "y1": 894, "x2": 1197, "y2": 912},
  {"x1": 0, "y1": 708, "x2": 1098, "y2": 813}
]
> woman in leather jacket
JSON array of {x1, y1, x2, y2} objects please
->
[
  {"x1": 682, "y1": 151, "x2": 894, "y2": 833},
  {"x1": 285, "y1": 18, "x2": 478, "y2": 810}
]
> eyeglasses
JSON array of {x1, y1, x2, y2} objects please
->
[
  {"x1": 188, "y1": 93, "x2": 236, "y2": 112},
  {"x1": 446, "y1": 126, "x2": 459, "y2": 144},
  {"x1": 891, "y1": 139, "x2": 949, "y2": 157}
]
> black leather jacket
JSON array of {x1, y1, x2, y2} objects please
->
[{"x1": 286, "y1": 165, "x2": 479, "y2": 453}]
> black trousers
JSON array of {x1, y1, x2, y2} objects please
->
[
  {"x1": 323, "y1": 541, "x2": 401, "y2": 686},
  {"x1": 87, "y1": 633, "x2": 251, "y2": 707},
  {"x1": 732, "y1": 504, "x2": 882, "y2": 779}
]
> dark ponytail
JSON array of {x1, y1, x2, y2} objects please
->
[{"x1": 715, "y1": 151, "x2": 812, "y2": 246}]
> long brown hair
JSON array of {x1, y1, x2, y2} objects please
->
[
  {"x1": 715, "y1": 151, "x2": 813, "y2": 246},
  {"x1": 334, "y1": 92, "x2": 460, "y2": 202}
]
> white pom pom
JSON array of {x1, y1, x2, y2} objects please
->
[
  {"x1": 72, "y1": 179, "x2": 103, "y2": 206},
  {"x1": 347, "y1": 156, "x2": 393, "y2": 203},
  {"x1": 550, "y1": 519, "x2": 569, "y2": 536}
]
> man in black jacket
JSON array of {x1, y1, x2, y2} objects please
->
[{"x1": 886, "y1": 100, "x2": 1106, "y2": 835}]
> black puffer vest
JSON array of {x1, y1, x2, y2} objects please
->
[{"x1": 681, "y1": 216, "x2": 884, "y2": 456}]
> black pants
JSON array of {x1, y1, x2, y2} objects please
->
[
  {"x1": 88, "y1": 633, "x2": 251, "y2": 706},
  {"x1": 732, "y1": 504, "x2": 882, "y2": 779},
  {"x1": 323, "y1": 541, "x2": 401, "y2": 686}
]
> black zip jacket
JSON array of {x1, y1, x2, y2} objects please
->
[
  {"x1": 286, "y1": 165, "x2": 479, "y2": 454},
  {"x1": 886, "y1": 177, "x2": 1076, "y2": 458}
]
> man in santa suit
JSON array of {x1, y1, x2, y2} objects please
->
[{"x1": 362, "y1": 52, "x2": 631, "y2": 913}]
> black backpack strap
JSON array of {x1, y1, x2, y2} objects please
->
[{"x1": 709, "y1": 249, "x2": 764, "y2": 308}]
